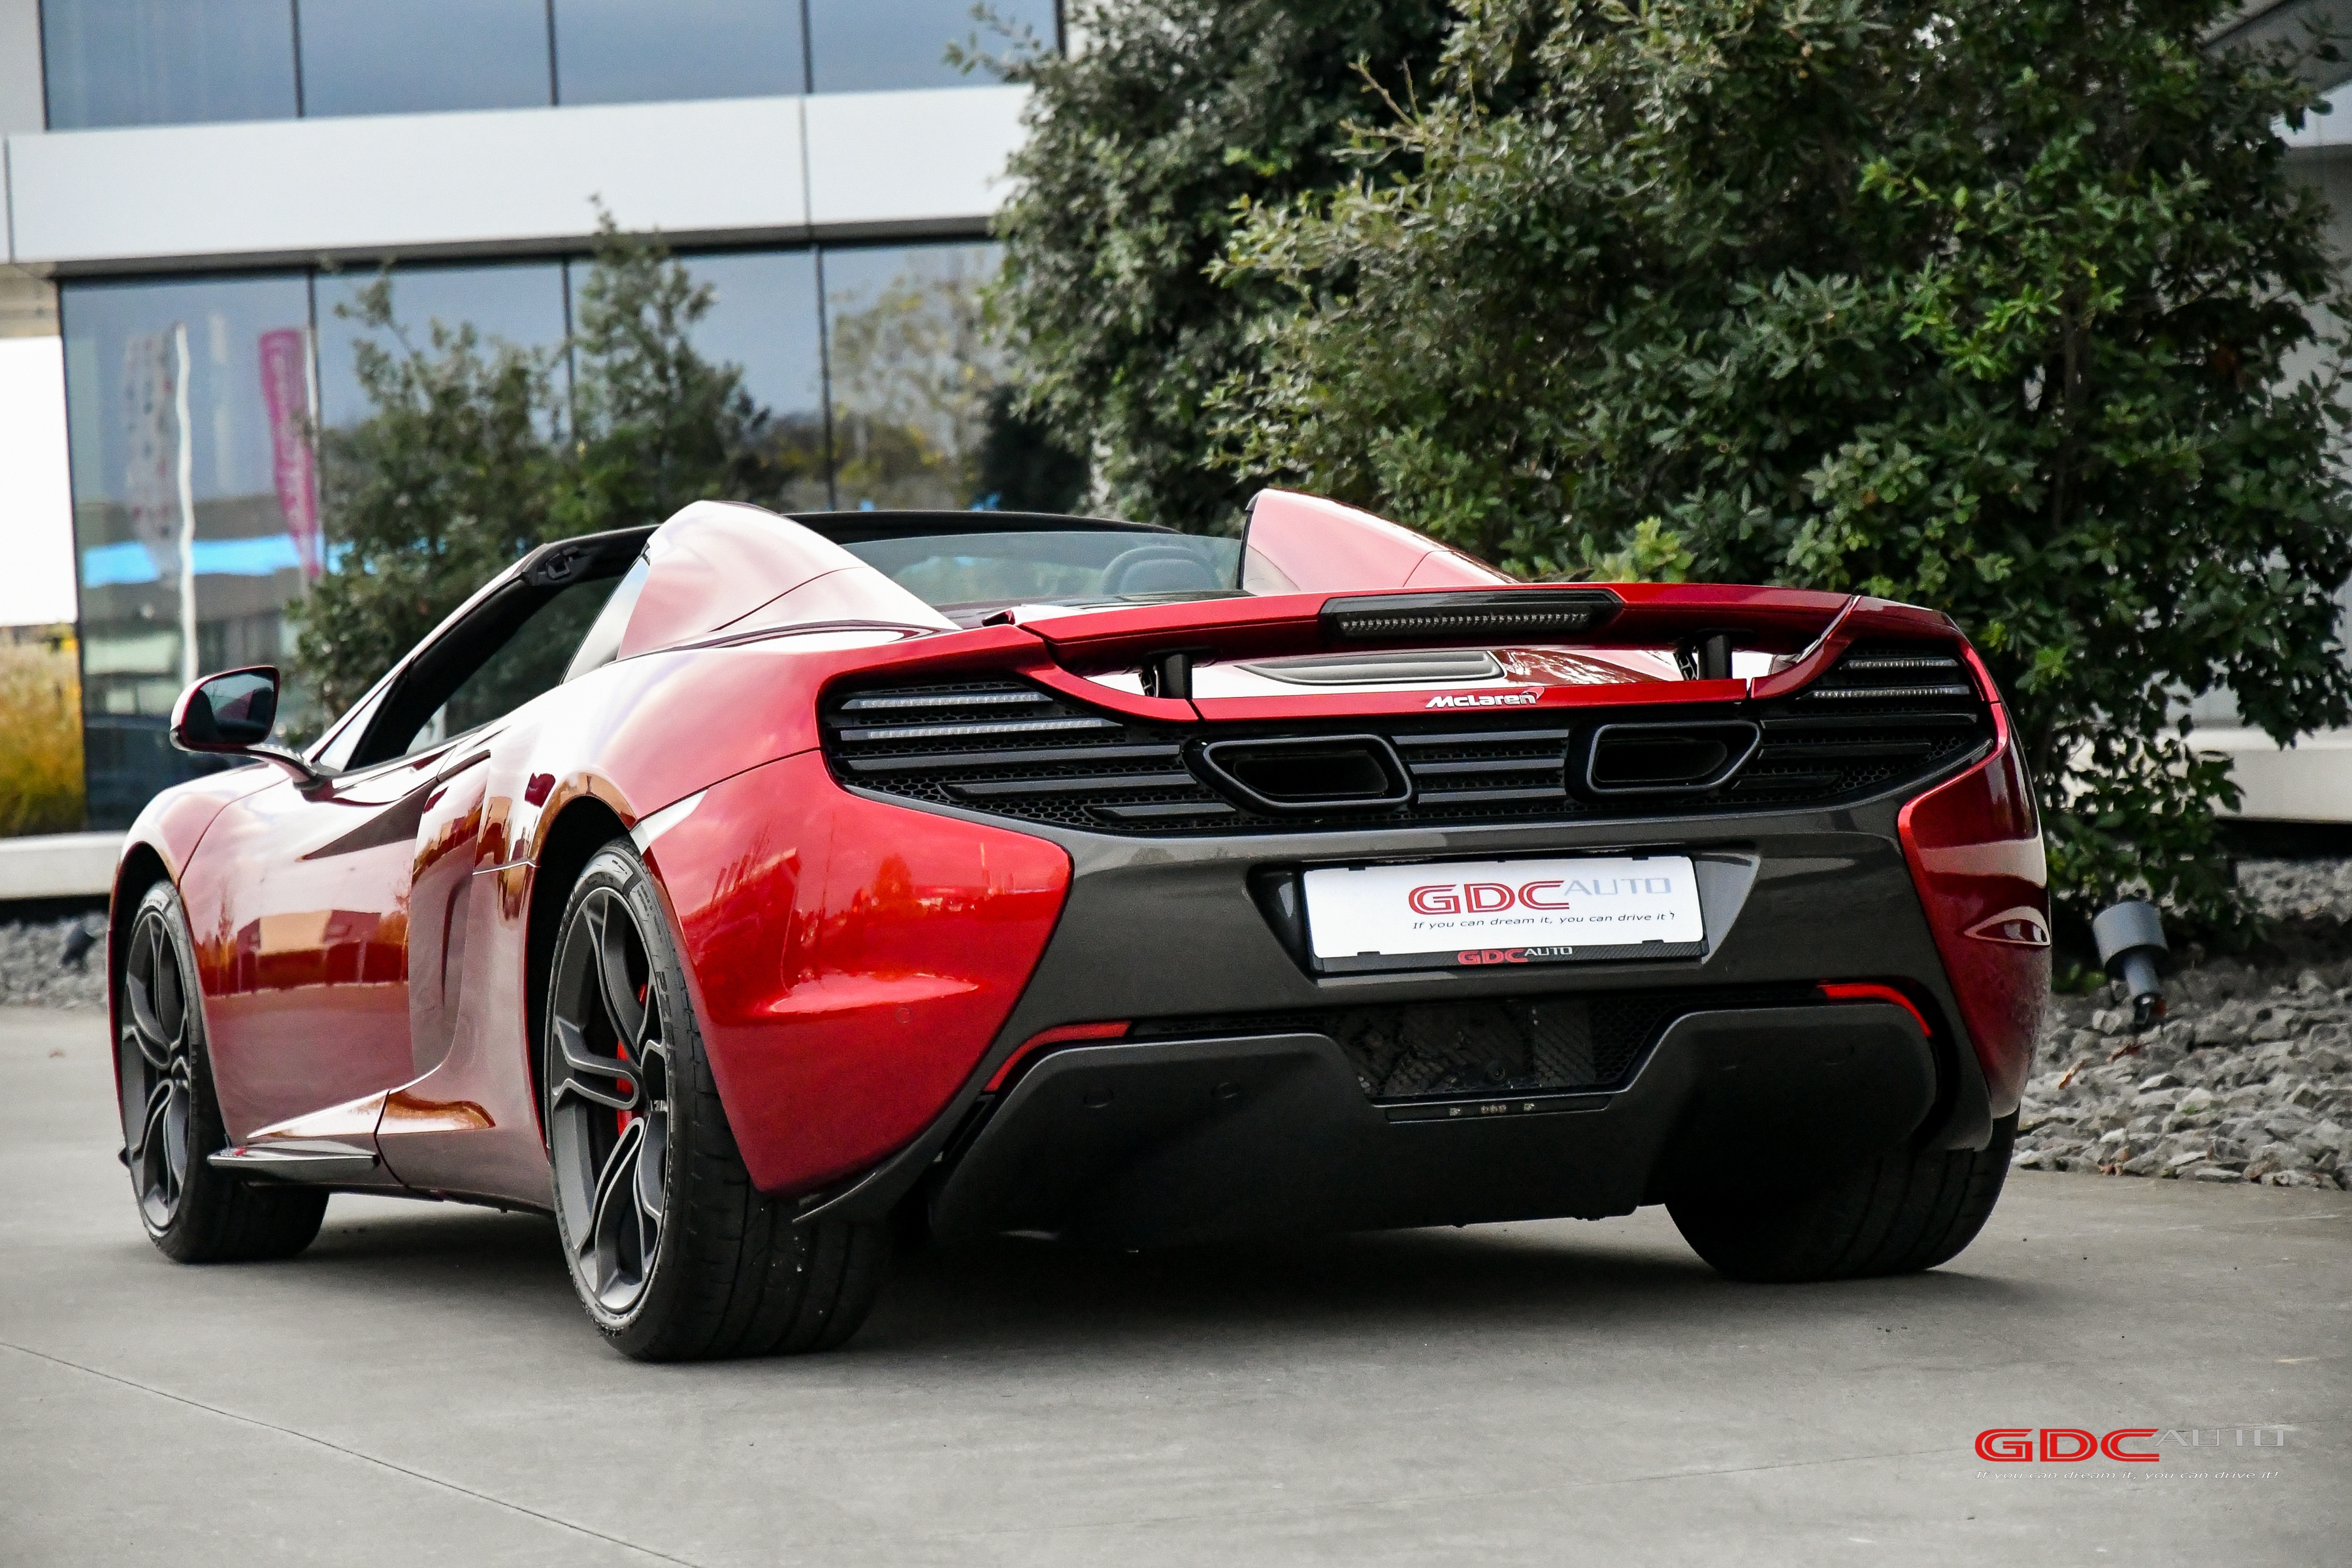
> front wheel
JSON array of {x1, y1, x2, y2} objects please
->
[
  {"x1": 544, "y1": 841, "x2": 890, "y2": 1360},
  {"x1": 1667, "y1": 1115, "x2": 2016, "y2": 1283},
  {"x1": 116, "y1": 881, "x2": 327, "y2": 1262}
]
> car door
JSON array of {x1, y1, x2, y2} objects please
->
[
  {"x1": 193, "y1": 739, "x2": 478, "y2": 1150},
  {"x1": 193, "y1": 533, "x2": 644, "y2": 1155}
]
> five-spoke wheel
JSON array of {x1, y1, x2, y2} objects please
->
[
  {"x1": 548, "y1": 881, "x2": 674, "y2": 1318},
  {"x1": 119, "y1": 900, "x2": 195, "y2": 1232},
  {"x1": 545, "y1": 841, "x2": 890, "y2": 1359},
  {"x1": 113, "y1": 881, "x2": 326, "y2": 1262}
]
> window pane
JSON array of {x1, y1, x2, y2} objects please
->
[
  {"x1": 314, "y1": 263, "x2": 570, "y2": 432},
  {"x1": 419, "y1": 574, "x2": 619, "y2": 752},
  {"x1": 554, "y1": 0, "x2": 804, "y2": 105},
  {"x1": 681, "y1": 250, "x2": 828, "y2": 511},
  {"x1": 42, "y1": 0, "x2": 298, "y2": 129},
  {"x1": 59, "y1": 274, "x2": 314, "y2": 826},
  {"x1": 843, "y1": 531, "x2": 1241, "y2": 611},
  {"x1": 806, "y1": 0, "x2": 1056, "y2": 93},
  {"x1": 821, "y1": 242, "x2": 1001, "y2": 510},
  {"x1": 297, "y1": 0, "x2": 551, "y2": 118}
]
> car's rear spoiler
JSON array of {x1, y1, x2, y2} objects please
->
[{"x1": 1017, "y1": 583, "x2": 1955, "y2": 664}]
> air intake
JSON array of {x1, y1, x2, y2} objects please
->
[
  {"x1": 1729, "y1": 642, "x2": 1989, "y2": 803},
  {"x1": 1321, "y1": 589, "x2": 1622, "y2": 643},
  {"x1": 1582, "y1": 720, "x2": 1761, "y2": 795},
  {"x1": 1194, "y1": 735, "x2": 1413, "y2": 814}
]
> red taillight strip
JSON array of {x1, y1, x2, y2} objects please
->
[
  {"x1": 1817, "y1": 982, "x2": 1932, "y2": 1038},
  {"x1": 984, "y1": 1021, "x2": 1132, "y2": 1092}
]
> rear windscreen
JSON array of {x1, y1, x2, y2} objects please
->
[{"x1": 841, "y1": 531, "x2": 1243, "y2": 610}]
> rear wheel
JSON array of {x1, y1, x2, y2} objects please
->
[
  {"x1": 116, "y1": 881, "x2": 327, "y2": 1262},
  {"x1": 1667, "y1": 1115, "x2": 2016, "y2": 1283},
  {"x1": 545, "y1": 841, "x2": 890, "y2": 1360}
]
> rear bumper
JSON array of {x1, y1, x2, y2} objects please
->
[
  {"x1": 805, "y1": 783, "x2": 2001, "y2": 1230},
  {"x1": 925, "y1": 1003, "x2": 1934, "y2": 1247}
]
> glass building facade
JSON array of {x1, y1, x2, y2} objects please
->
[
  {"x1": 61, "y1": 239, "x2": 1007, "y2": 826},
  {"x1": 41, "y1": 0, "x2": 1053, "y2": 127},
  {"x1": 39, "y1": 0, "x2": 1053, "y2": 830}
]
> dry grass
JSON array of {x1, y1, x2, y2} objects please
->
[{"x1": 0, "y1": 629, "x2": 86, "y2": 836}]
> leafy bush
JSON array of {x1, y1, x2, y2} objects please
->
[
  {"x1": 294, "y1": 224, "x2": 1079, "y2": 725},
  {"x1": 1205, "y1": 0, "x2": 2352, "y2": 933},
  {"x1": 292, "y1": 223, "x2": 810, "y2": 723},
  {"x1": 990, "y1": 0, "x2": 1452, "y2": 532},
  {"x1": 0, "y1": 630, "x2": 86, "y2": 836}
]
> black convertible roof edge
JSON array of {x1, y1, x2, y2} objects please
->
[{"x1": 785, "y1": 509, "x2": 1177, "y2": 544}]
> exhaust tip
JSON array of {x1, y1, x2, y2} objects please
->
[{"x1": 1194, "y1": 734, "x2": 1413, "y2": 814}]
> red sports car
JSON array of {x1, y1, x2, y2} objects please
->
[{"x1": 112, "y1": 491, "x2": 2048, "y2": 1358}]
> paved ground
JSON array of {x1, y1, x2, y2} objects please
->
[{"x1": 3, "y1": 1006, "x2": 2347, "y2": 1567}]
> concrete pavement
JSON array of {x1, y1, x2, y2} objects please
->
[{"x1": 3, "y1": 1004, "x2": 2346, "y2": 1567}]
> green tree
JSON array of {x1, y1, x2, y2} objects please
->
[
  {"x1": 1213, "y1": 0, "x2": 2352, "y2": 932},
  {"x1": 828, "y1": 255, "x2": 1002, "y2": 509},
  {"x1": 990, "y1": 0, "x2": 1452, "y2": 532},
  {"x1": 293, "y1": 223, "x2": 803, "y2": 721},
  {"x1": 561, "y1": 225, "x2": 824, "y2": 536},
  {"x1": 295, "y1": 286, "x2": 566, "y2": 721}
]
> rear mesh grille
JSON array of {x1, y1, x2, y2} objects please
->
[
  {"x1": 1129, "y1": 985, "x2": 1817, "y2": 1098},
  {"x1": 820, "y1": 643, "x2": 1990, "y2": 835},
  {"x1": 823, "y1": 680, "x2": 1228, "y2": 830},
  {"x1": 1732, "y1": 644, "x2": 1987, "y2": 805}
]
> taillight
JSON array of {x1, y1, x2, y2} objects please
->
[{"x1": 1895, "y1": 648, "x2": 2050, "y2": 1115}]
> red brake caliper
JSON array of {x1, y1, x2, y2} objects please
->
[{"x1": 616, "y1": 981, "x2": 647, "y2": 1134}]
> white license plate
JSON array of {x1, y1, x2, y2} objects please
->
[{"x1": 1302, "y1": 855, "x2": 1705, "y2": 971}]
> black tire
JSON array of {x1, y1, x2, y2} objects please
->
[
  {"x1": 1667, "y1": 1115, "x2": 2016, "y2": 1283},
  {"x1": 116, "y1": 880, "x2": 327, "y2": 1263},
  {"x1": 544, "y1": 840, "x2": 890, "y2": 1360}
]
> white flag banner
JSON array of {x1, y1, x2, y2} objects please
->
[
  {"x1": 121, "y1": 330, "x2": 182, "y2": 586},
  {"x1": 120, "y1": 324, "x2": 197, "y2": 684}
]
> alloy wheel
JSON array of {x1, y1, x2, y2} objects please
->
[
  {"x1": 549, "y1": 887, "x2": 674, "y2": 1318},
  {"x1": 118, "y1": 907, "x2": 195, "y2": 1232}
]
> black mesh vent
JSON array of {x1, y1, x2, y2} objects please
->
[
  {"x1": 823, "y1": 679, "x2": 1232, "y2": 832},
  {"x1": 1128, "y1": 985, "x2": 1818, "y2": 1100},
  {"x1": 821, "y1": 643, "x2": 1989, "y2": 836},
  {"x1": 1731, "y1": 643, "x2": 1988, "y2": 806}
]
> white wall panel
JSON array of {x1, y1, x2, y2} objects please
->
[
  {"x1": 803, "y1": 84, "x2": 1025, "y2": 233},
  {"x1": 0, "y1": 336, "x2": 75, "y2": 627},
  {"x1": 5, "y1": 84, "x2": 1028, "y2": 269},
  {"x1": 7, "y1": 95, "x2": 811, "y2": 267},
  {"x1": 0, "y1": 0, "x2": 42, "y2": 137}
]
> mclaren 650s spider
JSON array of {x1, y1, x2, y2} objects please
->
[{"x1": 110, "y1": 490, "x2": 2046, "y2": 1358}]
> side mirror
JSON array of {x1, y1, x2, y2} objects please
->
[{"x1": 170, "y1": 666, "x2": 327, "y2": 786}]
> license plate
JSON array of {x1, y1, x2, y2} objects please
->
[{"x1": 1301, "y1": 855, "x2": 1707, "y2": 973}]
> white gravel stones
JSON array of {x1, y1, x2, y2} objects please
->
[
  {"x1": 0, "y1": 916, "x2": 107, "y2": 1010},
  {"x1": 2236, "y1": 858, "x2": 2352, "y2": 923},
  {"x1": 2013, "y1": 860, "x2": 2352, "y2": 1189}
]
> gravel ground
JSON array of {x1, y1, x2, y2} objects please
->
[
  {"x1": 0, "y1": 915, "x2": 105, "y2": 1010},
  {"x1": 7, "y1": 858, "x2": 2351, "y2": 1190},
  {"x1": 2016, "y1": 860, "x2": 2352, "y2": 1189}
]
